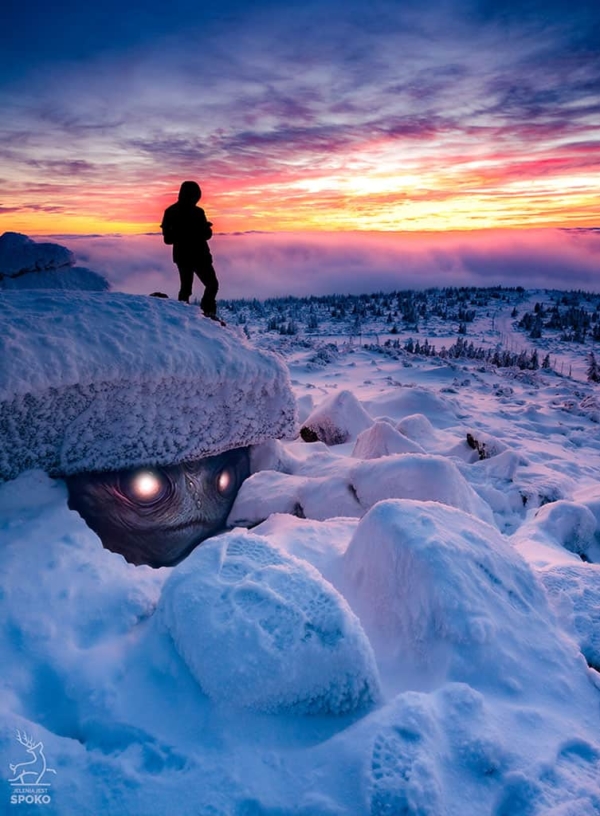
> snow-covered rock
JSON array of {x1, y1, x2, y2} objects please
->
[
  {"x1": 300, "y1": 389, "x2": 373, "y2": 444},
  {"x1": 159, "y1": 531, "x2": 380, "y2": 713},
  {"x1": 0, "y1": 231, "x2": 108, "y2": 290},
  {"x1": 0, "y1": 231, "x2": 72, "y2": 276},
  {"x1": 396, "y1": 412, "x2": 459, "y2": 452},
  {"x1": 512, "y1": 498, "x2": 600, "y2": 566},
  {"x1": 533, "y1": 500, "x2": 599, "y2": 561},
  {"x1": 465, "y1": 429, "x2": 509, "y2": 460},
  {"x1": 352, "y1": 420, "x2": 425, "y2": 458},
  {"x1": 341, "y1": 499, "x2": 586, "y2": 695},
  {"x1": 0, "y1": 291, "x2": 297, "y2": 480}
]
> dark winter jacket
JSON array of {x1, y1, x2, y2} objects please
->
[{"x1": 161, "y1": 199, "x2": 213, "y2": 266}]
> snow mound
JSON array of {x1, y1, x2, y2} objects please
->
[
  {"x1": 301, "y1": 389, "x2": 373, "y2": 444},
  {"x1": 0, "y1": 472, "x2": 163, "y2": 745},
  {"x1": 253, "y1": 513, "x2": 357, "y2": 580},
  {"x1": 159, "y1": 531, "x2": 380, "y2": 713},
  {"x1": 341, "y1": 500, "x2": 584, "y2": 695},
  {"x1": 0, "y1": 232, "x2": 108, "y2": 290},
  {"x1": 229, "y1": 468, "x2": 360, "y2": 523},
  {"x1": 365, "y1": 387, "x2": 458, "y2": 428},
  {"x1": 396, "y1": 413, "x2": 459, "y2": 452},
  {"x1": 0, "y1": 470, "x2": 161, "y2": 644},
  {"x1": 575, "y1": 488, "x2": 600, "y2": 550},
  {"x1": 351, "y1": 455, "x2": 493, "y2": 522},
  {"x1": 473, "y1": 449, "x2": 522, "y2": 480},
  {"x1": 352, "y1": 420, "x2": 425, "y2": 458},
  {"x1": 229, "y1": 453, "x2": 494, "y2": 526},
  {"x1": 533, "y1": 500, "x2": 599, "y2": 562},
  {"x1": 0, "y1": 291, "x2": 297, "y2": 480}
]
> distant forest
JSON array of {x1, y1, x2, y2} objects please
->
[
  {"x1": 220, "y1": 286, "x2": 600, "y2": 343},
  {"x1": 218, "y1": 286, "x2": 600, "y2": 383}
]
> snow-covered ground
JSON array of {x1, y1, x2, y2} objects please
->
[{"x1": 1, "y1": 246, "x2": 600, "y2": 815}]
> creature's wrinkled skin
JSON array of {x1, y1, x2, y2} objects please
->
[{"x1": 66, "y1": 448, "x2": 250, "y2": 567}]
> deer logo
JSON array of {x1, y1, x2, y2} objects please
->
[{"x1": 8, "y1": 730, "x2": 57, "y2": 786}]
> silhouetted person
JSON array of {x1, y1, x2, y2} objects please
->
[{"x1": 161, "y1": 181, "x2": 219, "y2": 317}]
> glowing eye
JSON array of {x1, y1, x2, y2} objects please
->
[
  {"x1": 133, "y1": 471, "x2": 163, "y2": 499},
  {"x1": 121, "y1": 469, "x2": 170, "y2": 504},
  {"x1": 217, "y1": 469, "x2": 232, "y2": 494}
]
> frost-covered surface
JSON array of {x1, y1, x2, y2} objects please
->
[
  {"x1": 0, "y1": 232, "x2": 108, "y2": 290},
  {"x1": 2, "y1": 288, "x2": 600, "y2": 815},
  {"x1": 0, "y1": 291, "x2": 297, "y2": 479},
  {"x1": 160, "y1": 531, "x2": 380, "y2": 714}
]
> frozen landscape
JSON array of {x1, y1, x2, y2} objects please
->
[{"x1": 1, "y1": 234, "x2": 600, "y2": 815}]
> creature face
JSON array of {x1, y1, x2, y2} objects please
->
[{"x1": 66, "y1": 448, "x2": 250, "y2": 567}]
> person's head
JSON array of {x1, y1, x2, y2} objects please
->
[{"x1": 178, "y1": 180, "x2": 201, "y2": 205}]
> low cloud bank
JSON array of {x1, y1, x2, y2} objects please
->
[{"x1": 53, "y1": 229, "x2": 600, "y2": 299}]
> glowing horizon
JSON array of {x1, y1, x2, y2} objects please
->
[{"x1": 3, "y1": 156, "x2": 599, "y2": 236}]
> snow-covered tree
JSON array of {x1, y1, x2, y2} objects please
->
[{"x1": 588, "y1": 351, "x2": 600, "y2": 383}]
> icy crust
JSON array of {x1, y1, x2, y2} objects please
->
[
  {"x1": 0, "y1": 291, "x2": 297, "y2": 480},
  {"x1": 159, "y1": 531, "x2": 381, "y2": 714},
  {"x1": 0, "y1": 231, "x2": 109, "y2": 290}
]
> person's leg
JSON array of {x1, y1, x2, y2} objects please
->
[
  {"x1": 177, "y1": 264, "x2": 194, "y2": 303},
  {"x1": 196, "y1": 262, "x2": 219, "y2": 317}
]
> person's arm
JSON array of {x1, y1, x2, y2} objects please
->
[
  {"x1": 197, "y1": 207, "x2": 213, "y2": 241},
  {"x1": 161, "y1": 208, "x2": 176, "y2": 245}
]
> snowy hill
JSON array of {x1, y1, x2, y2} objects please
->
[
  {"x1": 0, "y1": 232, "x2": 109, "y2": 291},
  {"x1": 1, "y1": 285, "x2": 600, "y2": 815}
]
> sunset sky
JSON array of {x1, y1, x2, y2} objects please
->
[{"x1": 1, "y1": 0, "x2": 598, "y2": 237}]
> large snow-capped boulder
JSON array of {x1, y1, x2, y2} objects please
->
[
  {"x1": 0, "y1": 291, "x2": 297, "y2": 480},
  {"x1": 0, "y1": 232, "x2": 108, "y2": 291},
  {"x1": 159, "y1": 531, "x2": 380, "y2": 713}
]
